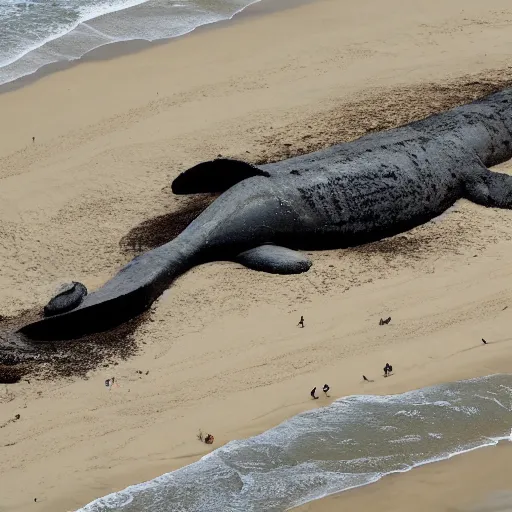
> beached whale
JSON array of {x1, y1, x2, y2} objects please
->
[{"x1": 18, "y1": 88, "x2": 512, "y2": 340}]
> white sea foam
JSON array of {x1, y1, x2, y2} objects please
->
[
  {"x1": 0, "y1": 0, "x2": 151, "y2": 68},
  {"x1": 0, "y1": 0, "x2": 263, "y2": 86}
]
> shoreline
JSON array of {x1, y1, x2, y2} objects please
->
[
  {"x1": 0, "y1": 0, "x2": 311, "y2": 95},
  {"x1": 2, "y1": 0, "x2": 512, "y2": 509},
  {"x1": 294, "y1": 439, "x2": 509, "y2": 511},
  {"x1": 296, "y1": 441, "x2": 512, "y2": 512},
  {"x1": 80, "y1": 376, "x2": 512, "y2": 512}
]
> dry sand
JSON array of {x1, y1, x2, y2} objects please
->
[{"x1": 1, "y1": 0, "x2": 512, "y2": 510}]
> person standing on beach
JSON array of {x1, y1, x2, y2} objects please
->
[
  {"x1": 311, "y1": 387, "x2": 318, "y2": 399},
  {"x1": 298, "y1": 316, "x2": 305, "y2": 328},
  {"x1": 322, "y1": 384, "x2": 330, "y2": 397}
]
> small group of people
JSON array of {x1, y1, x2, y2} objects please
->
[
  {"x1": 310, "y1": 384, "x2": 330, "y2": 399},
  {"x1": 309, "y1": 364, "x2": 395, "y2": 399},
  {"x1": 301, "y1": 316, "x2": 395, "y2": 395}
]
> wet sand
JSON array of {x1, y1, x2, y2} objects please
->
[
  {"x1": 1, "y1": 0, "x2": 512, "y2": 510},
  {"x1": 297, "y1": 442, "x2": 512, "y2": 512}
]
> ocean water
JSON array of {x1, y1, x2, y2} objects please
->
[
  {"x1": 0, "y1": 0, "x2": 260, "y2": 86},
  {"x1": 77, "y1": 374, "x2": 512, "y2": 512}
]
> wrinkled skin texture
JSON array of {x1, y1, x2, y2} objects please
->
[{"x1": 18, "y1": 89, "x2": 512, "y2": 340}]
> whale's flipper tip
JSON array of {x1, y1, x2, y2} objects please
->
[
  {"x1": 236, "y1": 245, "x2": 312, "y2": 274},
  {"x1": 465, "y1": 168, "x2": 512, "y2": 209},
  {"x1": 172, "y1": 158, "x2": 269, "y2": 195}
]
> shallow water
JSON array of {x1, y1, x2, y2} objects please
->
[
  {"x1": 77, "y1": 374, "x2": 512, "y2": 512},
  {"x1": 0, "y1": 0, "x2": 260, "y2": 86}
]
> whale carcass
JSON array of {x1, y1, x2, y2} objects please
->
[{"x1": 18, "y1": 88, "x2": 512, "y2": 340}]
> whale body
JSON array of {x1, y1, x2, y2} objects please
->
[{"x1": 18, "y1": 88, "x2": 512, "y2": 340}]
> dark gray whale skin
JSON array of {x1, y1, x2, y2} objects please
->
[
  {"x1": 18, "y1": 88, "x2": 512, "y2": 340},
  {"x1": 43, "y1": 282, "x2": 87, "y2": 317}
]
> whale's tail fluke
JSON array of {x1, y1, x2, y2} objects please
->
[{"x1": 18, "y1": 239, "x2": 196, "y2": 341}]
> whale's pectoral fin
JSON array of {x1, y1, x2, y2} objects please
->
[
  {"x1": 236, "y1": 245, "x2": 312, "y2": 274},
  {"x1": 172, "y1": 159, "x2": 270, "y2": 194},
  {"x1": 465, "y1": 170, "x2": 512, "y2": 208}
]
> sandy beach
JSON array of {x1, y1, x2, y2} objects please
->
[{"x1": 2, "y1": 0, "x2": 512, "y2": 510}]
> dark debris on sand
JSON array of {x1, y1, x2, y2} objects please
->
[
  {"x1": 120, "y1": 194, "x2": 217, "y2": 255},
  {"x1": 253, "y1": 73, "x2": 512, "y2": 164},
  {"x1": 0, "y1": 310, "x2": 147, "y2": 384},
  {"x1": 0, "y1": 195, "x2": 213, "y2": 385}
]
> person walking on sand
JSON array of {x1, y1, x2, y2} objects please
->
[
  {"x1": 383, "y1": 363, "x2": 393, "y2": 377},
  {"x1": 298, "y1": 316, "x2": 305, "y2": 328},
  {"x1": 322, "y1": 384, "x2": 330, "y2": 397},
  {"x1": 311, "y1": 387, "x2": 318, "y2": 399}
]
